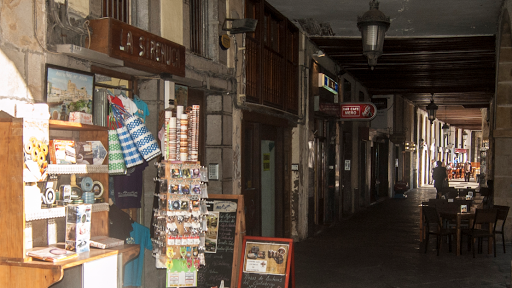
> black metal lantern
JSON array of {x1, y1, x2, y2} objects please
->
[
  {"x1": 442, "y1": 123, "x2": 450, "y2": 134},
  {"x1": 426, "y1": 94, "x2": 438, "y2": 124},
  {"x1": 357, "y1": 0, "x2": 390, "y2": 70}
]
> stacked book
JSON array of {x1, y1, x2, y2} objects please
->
[
  {"x1": 89, "y1": 236, "x2": 125, "y2": 249},
  {"x1": 27, "y1": 247, "x2": 78, "y2": 262}
]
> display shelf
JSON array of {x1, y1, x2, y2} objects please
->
[
  {"x1": 25, "y1": 207, "x2": 65, "y2": 221},
  {"x1": 25, "y1": 203, "x2": 109, "y2": 221},
  {"x1": 47, "y1": 164, "x2": 108, "y2": 174},
  {"x1": 0, "y1": 118, "x2": 110, "y2": 262},
  {"x1": 0, "y1": 114, "x2": 122, "y2": 287},
  {"x1": 49, "y1": 120, "x2": 109, "y2": 131},
  {"x1": 92, "y1": 202, "x2": 109, "y2": 213}
]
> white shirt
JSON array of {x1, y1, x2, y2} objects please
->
[{"x1": 119, "y1": 96, "x2": 138, "y2": 115}]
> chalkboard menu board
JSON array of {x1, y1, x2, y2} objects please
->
[
  {"x1": 238, "y1": 236, "x2": 295, "y2": 288},
  {"x1": 198, "y1": 194, "x2": 244, "y2": 288}
]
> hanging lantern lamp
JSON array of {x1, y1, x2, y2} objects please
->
[
  {"x1": 442, "y1": 123, "x2": 450, "y2": 134},
  {"x1": 357, "y1": 0, "x2": 390, "y2": 70},
  {"x1": 426, "y1": 94, "x2": 438, "y2": 124}
]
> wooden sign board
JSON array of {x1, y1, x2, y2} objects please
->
[
  {"x1": 197, "y1": 194, "x2": 245, "y2": 288},
  {"x1": 88, "y1": 18, "x2": 185, "y2": 77},
  {"x1": 238, "y1": 236, "x2": 295, "y2": 288}
]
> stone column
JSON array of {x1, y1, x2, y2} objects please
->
[{"x1": 494, "y1": 7, "x2": 512, "y2": 242}]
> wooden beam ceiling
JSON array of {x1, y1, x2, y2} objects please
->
[{"x1": 310, "y1": 35, "x2": 496, "y2": 130}]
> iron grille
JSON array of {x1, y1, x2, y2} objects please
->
[
  {"x1": 102, "y1": 0, "x2": 128, "y2": 23},
  {"x1": 190, "y1": 0, "x2": 208, "y2": 57}
]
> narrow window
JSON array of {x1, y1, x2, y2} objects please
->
[
  {"x1": 102, "y1": 0, "x2": 128, "y2": 23},
  {"x1": 190, "y1": 0, "x2": 208, "y2": 57}
]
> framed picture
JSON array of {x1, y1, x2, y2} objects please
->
[
  {"x1": 238, "y1": 236, "x2": 295, "y2": 288},
  {"x1": 175, "y1": 84, "x2": 188, "y2": 107},
  {"x1": 45, "y1": 64, "x2": 95, "y2": 121}
]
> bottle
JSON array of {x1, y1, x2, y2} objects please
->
[{"x1": 69, "y1": 174, "x2": 83, "y2": 200}]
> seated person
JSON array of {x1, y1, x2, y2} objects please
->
[{"x1": 446, "y1": 162, "x2": 453, "y2": 180}]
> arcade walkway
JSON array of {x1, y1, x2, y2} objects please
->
[{"x1": 293, "y1": 180, "x2": 511, "y2": 288}]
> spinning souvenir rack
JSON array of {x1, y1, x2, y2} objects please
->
[{"x1": 152, "y1": 105, "x2": 209, "y2": 287}]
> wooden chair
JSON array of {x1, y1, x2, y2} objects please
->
[
  {"x1": 422, "y1": 206, "x2": 456, "y2": 255},
  {"x1": 461, "y1": 208, "x2": 498, "y2": 257},
  {"x1": 445, "y1": 190, "x2": 459, "y2": 199},
  {"x1": 493, "y1": 205, "x2": 510, "y2": 253},
  {"x1": 458, "y1": 190, "x2": 469, "y2": 198},
  {"x1": 428, "y1": 199, "x2": 448, "y2": 208}
]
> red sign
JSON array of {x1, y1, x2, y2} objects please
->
[
  {"x1": 339, "y1": 103, "x2": 377, "y2": 121},
  {"x1": 455, "y1": 148, "x2": 467, "y2": 153}
]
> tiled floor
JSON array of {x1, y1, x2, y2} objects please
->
[{"x1": 293, "y1": 180, "x2": 511, "y2": 288}]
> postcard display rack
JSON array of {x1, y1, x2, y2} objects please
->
[
  {"x1": 152, "y1": 105, "x2": 210, "y2": 287},
  {"x1": 0, "y1": 115, "x2": 139, "y2": 288}
]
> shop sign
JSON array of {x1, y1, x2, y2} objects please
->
[
  {"x1": 318, "y1": 102, "x2": 340, "y2": 117},
  {"x1": 88, "y1": 18, "x2": 185, "y2": 77},
  {"x1": 339, "y1": 103, "x2": 377, "y2": 121},
  {"x1": 455, "y1": 148, "x2": 467, "y2": 153},
  {"x1": 318, "y1": 73, "x2": 339, "y2": 95}
]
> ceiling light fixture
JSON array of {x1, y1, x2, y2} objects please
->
[
  {"x1": 442, "y1": 106, "x2": 450, "y2": 134},
  {"x1": 426, "y1": 93, "x2": 438, "y2": 124},
  {"x1": 357, "y1": 0, "x2": 390, "y2": 70}
]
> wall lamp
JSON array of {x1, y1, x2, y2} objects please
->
[
  {"x1": 222, "y1": 18, "x2": 258, "y2": 34},
  {"x1": 313, "y1": 50, "x2": 325, "y2": 57}
]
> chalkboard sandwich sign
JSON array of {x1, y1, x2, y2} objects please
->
[
  {"x1": 197, "y1": 194, "x2": 245, "y2": 288},
  {"x1": 238, "y1": 236, "x2": 295, "y2": 288}
]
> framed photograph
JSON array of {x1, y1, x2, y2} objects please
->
[{"x1": 45, "y1": 64, "x2": 95, "y2": 121}]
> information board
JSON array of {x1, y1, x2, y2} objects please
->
[
  {"x1": 238, "y1": 236, "x2": 295, "y2": 288},
  {"x1": 197, "y1": 194, "x2": 245, "y2": 288}
]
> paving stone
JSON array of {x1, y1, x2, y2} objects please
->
[{"x1": 293, "y1": 180, "x2": 510, "y2": 288}]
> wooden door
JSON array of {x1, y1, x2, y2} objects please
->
[{"x1": 242, "y1": 120, "x2": 284, "y2": 237}]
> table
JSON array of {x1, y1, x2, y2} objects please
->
[
  {"x1": 420, "y1": 204, "x2": 493, "y2": 256},
  {"x1": 438, "y1": 211, "x2": 475, "y2": 256}
]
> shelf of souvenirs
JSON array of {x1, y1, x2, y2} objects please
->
[
  {"x1": 47, "y1": 164, "x2": 108, "y2": 174},
  {"x1": 25, "y1": 203, "x2": 109, "y2": 221}
]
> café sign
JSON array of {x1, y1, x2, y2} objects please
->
[
  {"x1": 339, "y1": 103, "x2": 377, "y2": 121},
  {"x1": 88, "y1": 18, "x2": 185, "y2": 77}
]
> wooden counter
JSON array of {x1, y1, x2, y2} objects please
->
[{"x1": 0, "y1": 244, "x2": 139, "y2": 288}]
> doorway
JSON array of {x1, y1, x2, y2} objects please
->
[{"x1": 242, "y1": 116, "x2": 285, "y2": 237}]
